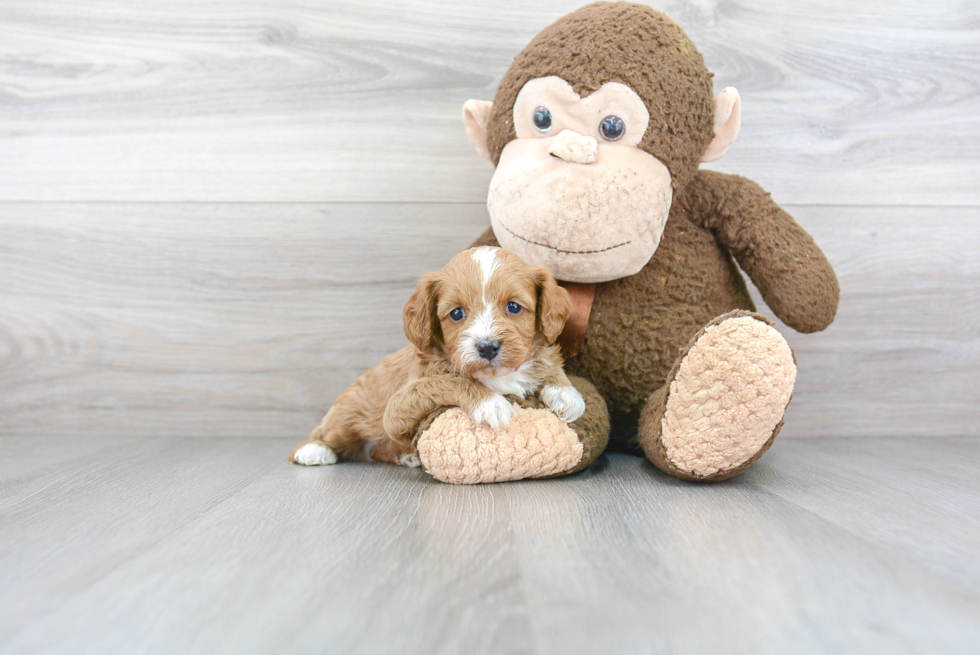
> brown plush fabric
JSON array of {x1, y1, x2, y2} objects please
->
[
  {"x1": 486, "y1": 2, "x2": 715, "y2": 193},
  {"x1": 684, "y1": 170, "x2": 840, "y2": 333},
  {"x1": 418, "y1": 3, "x2": 840, "y2": 482}
]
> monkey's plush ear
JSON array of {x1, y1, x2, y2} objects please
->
[
  {"x1": 403, "y1": 274, "x2": 440, "y2": 353},
  {"x1": 702, "y1": 87, "x2": 741, "y2": 163},
  {"x1": 462, "y1": 100, "x2": 494, "y2": 162},
  {"x1": 535, "y1": 267, "x2": 573, "y2": 345}
]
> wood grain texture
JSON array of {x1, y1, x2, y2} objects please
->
[
  {"x1": 504, "y1": 443, "x2": 980, "y2": 654},
  {"x1": 0, "y1": 202, "x2": 488, "y2": 439},
  {"x1": 1, "y1": 203, "x2": 977, "y2": 440},
  {"x1": 0, "y1": 0, "x2": 977, "y2": 204},
  {"x1": 759, "y1": 205, "x2": 980, "y2": 437},
  {"x1": 2, "y1": 437, "x2": 979, "y2": 654},
  {"x1": 1, "y1": 0, "x2": 977, "y2": 440}
]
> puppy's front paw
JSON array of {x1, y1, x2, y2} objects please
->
[
  {"x1": 290, "y1": 442, "x2": 338, "y2": 466},
  {"x1": 469, "y1": 394, "x2": 517, "y2": 429},
  {"x1": 541, "y1": 385, "x2": 586, "y2": 423}
]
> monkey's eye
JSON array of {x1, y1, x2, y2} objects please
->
[
  {"x1": 533, "y1": 106, "x2": 553, "y2": 133},
  {"x1": 505, "y1": 301, "x2": 523, "y2": 315},
  {"x1": 599, "y1": 115, "x2": 625, "y2": 141},
  {"x1": 449, "y1": 307, "x2": 465, "y2": 322}
]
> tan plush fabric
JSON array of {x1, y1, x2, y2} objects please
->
[
  {"x1": 702, "y1": 87, "x2": 741, "y2": 162},
  {"x1": 660, "y1": 315, "x2": 796, "y2": 477},
  {"x1": 418, "y1": 407, "x2": 583, "y2": 484},
  {"x1": 413, "y1": 374, "x2": 609, "y2": 483},
  {"x1": 462, "y1": 100, "x2": 493, "y2": 161},
  {"x1": 488, "y1": 135, "x2": 673, "y2": 283},
  {"x1": 547, "y1": 129, "x2": 598, "y2": 164},
  {"x1": 637, "y1": 312, "x2": 796, "y2": 482}
]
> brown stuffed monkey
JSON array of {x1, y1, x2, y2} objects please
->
[{"x1": 413, "y1": 2, "x2": 839, "y2": 483}]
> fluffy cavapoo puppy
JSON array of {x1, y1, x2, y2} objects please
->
[{"x1": 290, "y1": 246, "x2": 586, "y2": 468}]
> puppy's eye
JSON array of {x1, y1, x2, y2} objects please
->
[
  {"x1": 506, "y1": 302, "x2": 523, "y2": 315},
  {"x1": 533, "y1": 106, "x2": 553, "y2": 133},
  {"x1": 599, "y1": 115, "x2": 625, "y2": 141},
  {"x1": 449, "y1": 307, "x2": 465, "y2": 322}
]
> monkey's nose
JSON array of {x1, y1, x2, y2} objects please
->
[
  {"x1": 549, "y1": 129, "x2": 597, "y2": 164},
  {"x1": 476, "y1": 340, "x2": 501, "y2": 361}
]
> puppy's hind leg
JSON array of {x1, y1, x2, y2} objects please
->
[{"x1": 290, "y1": 408, "x2": 363, "y2": 466}]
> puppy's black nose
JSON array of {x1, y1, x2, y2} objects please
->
[{"x1": 477, "y1": 340, "x2": 501, "y2": 361}]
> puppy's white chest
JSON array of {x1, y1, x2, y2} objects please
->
[{"x1": 479, "y1": 366, "x2": 539, "y2": 398}]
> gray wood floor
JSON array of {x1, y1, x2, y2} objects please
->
[{"x1": 1, "y1": 436, "x2": 978, "y2": 655}]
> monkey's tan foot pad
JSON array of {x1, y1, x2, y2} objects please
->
[
  {"x1": 417, "y1": 407, "x2": 583, "y2": 484},
  {"x1": 657, "y1": 314, "x2": 796, "y2": 479}
]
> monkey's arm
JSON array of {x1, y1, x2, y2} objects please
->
[
  {"x1": 470, "y1": 228, "x2": 500, "y2": 249},
  {"x1": 687, "y1": 170, "x2": 839, "y2": 333}
]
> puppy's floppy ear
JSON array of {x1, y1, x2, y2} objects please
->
[
  {"x1": 535, "y1": 267, "x2": 572, "y2": 344},
  {"x1": 403, "y1": 273, "x2": 440, "y2": 353}
]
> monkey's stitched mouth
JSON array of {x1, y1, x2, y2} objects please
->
[{"x1": 499, "y1": 222, "x2": 631, "y2": 254}]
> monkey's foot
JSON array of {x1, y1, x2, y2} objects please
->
[
  {"x1": 639, "y1": 311, "x2": 796, "y2": 481},
  {"x1": 417, "y1": 408, "x2": 582, "y2": 484},
  {"x1": 415, "y1": 376, "x2": 609, "y2": 484}
]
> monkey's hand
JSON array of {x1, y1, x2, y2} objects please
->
[{"x1": 689, "y1": 170, "x2": 840, "y2": 333}]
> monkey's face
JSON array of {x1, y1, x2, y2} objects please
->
[{"x1": 486, "y1": 76, "x2": 672, "y2": 284}]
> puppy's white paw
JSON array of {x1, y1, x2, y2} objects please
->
[
  {"x1": 469, "y1": 394, "x2": 517, "y2": 429},
  {"x1": 291, "y1": 442, "x2": 338, "y2": 466},
  {"x1": 541, "y1": 385, "x2": 586, "y2": 423},
  {"x1": 397, "y1": 453, "x2": 422, "y2": 468}
]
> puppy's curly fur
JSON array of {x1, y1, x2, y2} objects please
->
[{"x1": 290, "y1": 247, "x2": 584, "y2": 467}]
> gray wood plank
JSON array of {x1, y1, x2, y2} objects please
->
[
  {"x1": 0, "y1": 0, "x2": 976, "y2": 204},
  {"x1": 502, "y1": 448, "x2": 980, "y2": 655},
  {"x1": 0, "y1": 438, "x2": 288, "y2": 647},
  {"x1": 1, "y1": 203, "x2": 977, "y2": 440},
  {"x1": 761, "y1": 205, "x2": 980, "y2": 438},
  {"x1": 747, "y1": 438, "x2": 980, "y2": 590},
  {"x1": 3, "y1": 441, "x2": 531, "y2": 655},
  {"x1": 0, "y1": 202, "x2": 489, "y2": 439},
  {"x1": 0, "y1": 435, "x2": 135, "y2": 484},
  {"x1": 2, "y1": 437, "x2": 979, "y2": 654}
]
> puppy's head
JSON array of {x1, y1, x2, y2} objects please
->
[{"x1": 403, "y1": 247, "x2": 571, "y2": 378}]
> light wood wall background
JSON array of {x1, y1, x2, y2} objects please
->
[{"x1": 1, "y1": 0, "x2": 977, "y2": 440}]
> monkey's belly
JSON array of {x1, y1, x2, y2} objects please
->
[{"x1": 563, "y1": 218, "x2": 754, "y2": 447}]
